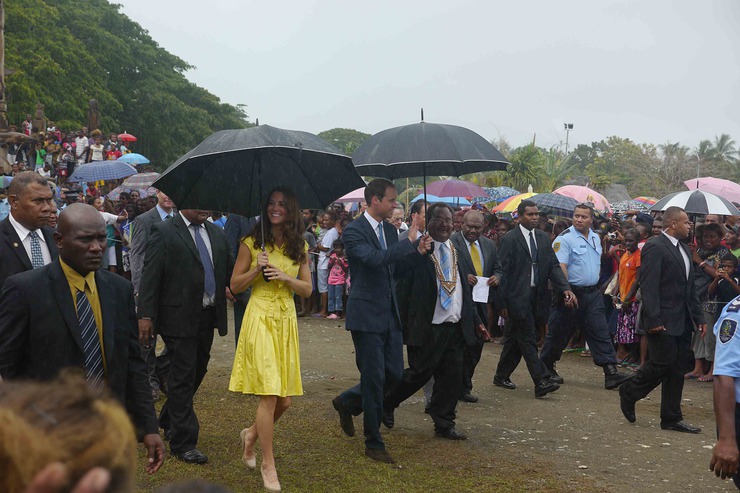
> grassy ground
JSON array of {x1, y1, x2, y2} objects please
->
[{"x1": 134, "y1": 366, "x2": 605, "y2": 493}]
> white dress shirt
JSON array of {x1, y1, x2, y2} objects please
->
[
  {"x1": 180, "y1": 212, "x2": 216, "y2": 307},
  {"x1": 431, "y1": 239, "x2": 463, "y2": 324},
  {"x1": 364, "y1": 211, "x2": 387, "y2": 248},
  {"x1": 662, "y1": 231, "x2": 690, "y2": 279},
  {"x1": 8, "y1": 212, "x2": 52, "y2": 266},
  {"x1": 519, "y1": 224, "x2": 537, "y2": 287}
]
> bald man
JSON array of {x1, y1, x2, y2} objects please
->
[{"x1": 0, "y1": 203, "x2": 165, "y2": 474}]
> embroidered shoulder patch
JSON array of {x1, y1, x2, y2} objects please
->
[
  {"x1": 553, "y1": 242, "x2": 561, "y2": 253},
  {"x1": 719, "y1": 318, "x2": 737, "y2": 344}
]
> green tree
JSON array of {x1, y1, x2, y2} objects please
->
[
  {"x1": 318, "y1": 128, "x2": 370, "y2": 155},
  {"x1": 505, "y1": 144, "x2": 545, "y2": 191}
]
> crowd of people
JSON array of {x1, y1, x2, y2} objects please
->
[{"x1": 3, "y1": 170, "x2": 740, "y2": 492}]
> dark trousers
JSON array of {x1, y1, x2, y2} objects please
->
[
  {"x1": 620, "y1": 328, "x2": 691, "y2": 424},
  {"x1": 462, "y1": 341, "x2": 483, "y2": 395},
  {"x1": 540, "y1": 287, "x2": 617, "y2": 371},
  {"x1": 159, "y1": 308, "x2": 216, "y2": 454},
  {"x1": 385, "y1": 322, "x2": 465, "y2": 433},
  {"x1": 141, "y1": 335, "x2": 170, "y2": 392},
  {"x1": 233, "y1": 300, "x2": 247, "y2": 348},
  {"x1": 337, "y1": 324, "x2": 403, "y2": 450},
  {"x1": 496, "y1": 288, "x2": 547, "y2": 384}
]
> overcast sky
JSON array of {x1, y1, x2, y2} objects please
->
[{"x1": 117, "y1": 0, "x2": 739, "y2": 152}]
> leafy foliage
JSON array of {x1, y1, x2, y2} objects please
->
[
  {"x1": 317, "y1": 128, "x2": 370, "y2": 155},
  {"x1": 4, "y1": 0, "x2": 251, "y2": 168}
]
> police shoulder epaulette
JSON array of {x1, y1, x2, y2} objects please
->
[{"x1": 727, "y1": 296, "x2": 740, "y2": 313}]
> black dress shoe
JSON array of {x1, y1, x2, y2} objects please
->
[
  {"x1": 365, "y1": 447, "x2": 396, "y2": 463},
  {"x1": 435, "y1": 427, "x2": 468, "y2": 440},
  {"x1": 534, "y1": 380, "x2": 560, "y2": 398},
  {"x1": 332, "y1": 397, "x2": 355, "y2": 437},
  {"x1": 661, "y1": 420, "x2": 701, "y2": 434},
  {"x1": 459, "y1": 393, "x2": 479, "y2": 403},
  {"x1": 548, "y1": 366, "x2": 565, "y2": 385},
  {"x1": 604, "y1": 364, "x2": 634, "y2": 390},
  {"x1": 493, "y1": 376, "x2": 517, "y2": 390},
  {"x1": 382, "y1": 408, "x2": 395, "y2": 429},
  {"x1": 619, "y1": 385, "x2": 636, "y2": 423},
  {"x1": 174, "y1": 449, "x2": 208, "y2": 464}
]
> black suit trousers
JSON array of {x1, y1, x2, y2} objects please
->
[
  {"x1": 385, "y1": 322, "x2": 464, "y2": 432},
  {"x1": 159, "y1": 307, "x2": 216, "y2": 454},
  {"x1": 620, "y1": 326, "x2": 692, "y2": 424},
  {"x1": 495, "y1": 288, "x2": 547, "y2": 384}
]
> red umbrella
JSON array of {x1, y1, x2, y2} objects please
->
[
  {"x1": 425, "y1": 178, "x2": 485, "y2": 198},
  {"x1": 118, "y1": 132, "x2": 137, "y2": 142}
]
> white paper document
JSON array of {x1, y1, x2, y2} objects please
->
[{"x1": 472, "y1": 277, "x2": 490, "y2": 303}]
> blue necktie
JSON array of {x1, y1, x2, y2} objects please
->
[
  {"x1": 377, "y1": 224, "x2": 387, "y2": 250},
  {"x1": 439, "y1": 243, "x2": 452, "y2": 310},
  {"x1": 28, "y1": 230, "x2": 44, "y2": 269},
  {"x1": 76, "y1": 289, "x2": 105, "y2": 388},
  {"x1": 193, "y1": 225, "x2": 216, "y2": 297}
]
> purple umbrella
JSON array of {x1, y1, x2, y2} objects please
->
[{"x1": 425, "y1": 179, "x2": 485, "y2": 198}]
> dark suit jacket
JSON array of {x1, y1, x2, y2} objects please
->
[
  {"x1": 343, "y1": 215, "x2": 417, "y2": 333},
  {"x1": 395, "y1": 240, "x2": 480, "y2": 347},
  {"x1": 639, "y1": 234, "x2": 704, "y2": 335},
  {"x1": 0, "y1": 216, "x2": 58, "y2": 288},
  {"x1": 495, "y1": 227, "x2": 570, "y2": 321},
  {"x1": 0, "y1": 261, "x2": 158, "y2": 434},
  {"x1": 137, "y1": 214, "x2": 232, "y2": 337},
  {"x1": 451, "y1": 232, "x2": 501, "y2": 325},
  {"x1": 130, "y1": 206, "x2": 165, "y2": 294}
]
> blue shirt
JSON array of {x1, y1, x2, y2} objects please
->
[
  {"x1": 713, "y1": 295, "x2": 740, "y2": 403},
  {"x1": 551, "y1": 225, "x2": 601, "y2": 287},
  {"x1": 0, "y1": 199, "x2": 8, "y2": 222},
  {"x1": 155, "y1": 204, "x2": 173, "y2": 221}
]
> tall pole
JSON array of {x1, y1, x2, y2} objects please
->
[
  {"x1": 0, "y1": 0, "x2": 7, "y2": 130},
  {"x1": 564, "y1": 123, "x2": 573, "y2": 155}
]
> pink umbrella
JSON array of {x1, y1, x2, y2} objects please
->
[
  {"x1": 335, "y1": 186, "x2": 366, "y2": 203},
  {"x1": 684, "y1": 177, "x2": 740, "y2": 204},
  {"x1": 425, "y1": 179, "x2": 485, "y2": 198},
  {"x1": 553, "y1": 185, "x2": 611, "y2": 212}
]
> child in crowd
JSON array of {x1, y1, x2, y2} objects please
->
[
  {"x1": 327, "y1": 239, "x2": 348, "y2": 320},
  {"x1": 709, "y1": 256, "x2": 740, "y2": 306}
]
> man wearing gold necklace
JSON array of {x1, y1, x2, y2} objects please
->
[{"x1": 383, "y1": 202, "x2": 483, "y2": 440}]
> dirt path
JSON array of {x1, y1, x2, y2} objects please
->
[{"x1": 208, "y1": 314, "x2": 729, "y2": 493}]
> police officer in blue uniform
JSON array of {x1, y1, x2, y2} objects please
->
[
  {"x1": 710, "y1": 294, "x2": 740, "y2": 488},
  {"x1": 539, "y1": 203, "x2": 633, "y2": 389}
]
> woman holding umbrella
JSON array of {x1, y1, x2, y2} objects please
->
[{"x1": 228, "y1": 186, "x2": 312, "y2": 492}]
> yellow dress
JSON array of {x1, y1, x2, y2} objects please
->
[{"x1": 229, "y1": 239, "x2": 305, "y2": 397}]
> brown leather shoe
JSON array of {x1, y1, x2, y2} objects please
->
[{"x1": 365, "y1": 447, "x2": 396, "y2": 463}]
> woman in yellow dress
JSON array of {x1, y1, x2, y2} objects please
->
[{"x1": 229, "y1": 186, "x2": 312, "y2": 492}]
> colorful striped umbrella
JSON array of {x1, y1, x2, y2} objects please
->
[
  {"x1": 492, "y1": 192, "x2": 538, "y2": 213},
  {"x1": 633, "y1": 196, "x2": 658, "y2": 206}
]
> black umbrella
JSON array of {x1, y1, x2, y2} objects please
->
[
  {"x1": 352, "y1": 112, "x2": 509, "y2": 207},
  {"x1": 153, "y1": 125, "x2": 365, "y2": 216},
  {"x1": 529, "y1": 193, "x2": 579, "y2": 218}
]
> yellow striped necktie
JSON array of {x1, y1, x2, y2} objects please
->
[{"x1": 470, "y1": 242, "x2": 483, "y2": 276}]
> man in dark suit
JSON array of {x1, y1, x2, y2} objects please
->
[
  {"x1": 129, "y1": 190, "x2": 176, "y2": 399},
  {"x1": 332, "y1": 179, "x2": 432, "y2": 464},
  {"x1": 223, "y1": 213, "x2": 257, "y2": 344},
  {"x1": 493, "y1": 200, "x2": 574, "y2": 398},
  {"x1": 137, "y1": 209, "x2": 234, "y2": 464},
  {"x1": 0, "y1": 171, "x2": 57, "y2": 287},
  {"x1": 619, "y1": 206, "x2": 706, "y2": 433},
  {"x1": 384, "y1": 203, "x2": 482, "y2": 440},
  {"x1": 451, "y1": 209, "x2": 501, "y2": 403},
  {"x1": 0, "y1": 203, "x2": 164, "y2": 474}
]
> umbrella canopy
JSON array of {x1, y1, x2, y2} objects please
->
[
  {"x1": 122, "y1": 172, "x2": 161, "y2": 189},
  {"x1": 353, "y1": 121, "x2": 509, "y2": 179},
  {"x1": 68, "y1": 160, "x2": 138, "y2": 183},
  {"x1": 425, "y1": 179, "x2": 485, "y2": 199},
  {"x1": 153, "y1": 125, "x2": 365, "y2": 215},
  {"x1": 106, "y1": 186, "x2": 154, "y2": 202},
  {"x1": 0, "y1": 176, "x2": 12, "y2": 188},
  {"x1": 411, "y1": 193, "x2": 470, "y2": 206},
  {"x1": 118, "y1": 132, "x2": 137, "y2": 142},
  {"x1": 484, "y1": 186, "x2": 520, "y2": 202},
  {"x1": 553, "y1": 185, "x2": 611, "y2": 212},
  {"x1": 0, "y1": 131, "x2": 37, "y2": 144},
  {"x1": 633, "y1": 196, "x2": 658, "y2": 206},
  {"x1": 530, "y1": 193, "x2": 579, "y2": 217},
  {"x1": 650, "y1": 190, "x2": 740, "y2": 216},
  {"x1": 610, "y1": 200, "x2": 651, "y2": 215},
  {"x1": 119, "y1": 153, "x2": 150, "y2": 165},
  {"x1": 684, "y1": 177, "x2": 740, "y2": 204},
  {"x1": 335, "y1": 186, "x2": 367, "y2": 203},
  {"x1": 492, "y1": 192, "x2": 538, "y2": 213}
]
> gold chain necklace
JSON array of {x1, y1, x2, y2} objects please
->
[{"x1": 431, "y1": 243, "x2": 458, "y2": 296}]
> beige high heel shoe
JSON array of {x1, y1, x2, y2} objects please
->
[
  {"x1": 239, "y1": 427, "x2": 257, "y2": 469},
  {"x1": 261, "y1": 463, "x2": 281, "y2": 492}
]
